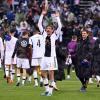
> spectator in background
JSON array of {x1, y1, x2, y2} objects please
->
[
  {"x1": 7, "y1": 0, "x2": 13, "y2": 10},
  {"x1": 6, "y1": 10, "x2": 15, "y2": 24},
  {"x1": 26, "y1": 9, "x2": 34, "y2": 27},
  {"x1": 66, "y1": 35, "x2": 78, "y2": 79},
  {"x1": 15, "y1": 9, "x2": 25, "y2": 25},
  {"x1": 33, "y1": 12, "x2": 40, "y2": 27},
  {"x1": 20, "y1": 19, "x2": 29, "y2": 34},
  {"x1": 85, "y1": 18, "x2": 93, "y2": 27},
  {"x1": 12, "y1": 0, "x2": 20, "y2": 11},
  {"x1": 92, "y1": 25, "x2": 100, "y2": 37}
]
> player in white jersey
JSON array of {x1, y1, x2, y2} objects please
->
[
  {"x1": 4, "y1": 29, "x2": 18, "y2": 83},
  {"x1": 29, "y1": 31, "x2": 44, "y2": 87},
  {"x1": 38, "y1": 8, "x2": 62, "y2": 96},
  {"x1": 0, "y1": 37, "x2": 4, "y2": 68}
]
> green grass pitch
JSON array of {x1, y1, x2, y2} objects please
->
[{"x1": 0, "y1": 69, "x2": 100, "y2": 100}]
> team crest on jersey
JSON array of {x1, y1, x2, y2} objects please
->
[{"x1": 21, "y1": 40, "x2": 27, "y2": 47}]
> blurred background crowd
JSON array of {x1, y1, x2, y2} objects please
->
[{"x1": 0, "y1": 0, "x2": 100, "y2": 46}]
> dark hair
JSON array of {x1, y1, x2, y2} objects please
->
[
  {"x1": 10, "y1": 29, "x2": 15, "y2": 34},
  {"x1": 72, "y1": 35, "x2": 77, "y2": 40},
  {"x1": 22, "y1": 31, "x2": 29, "y2": 36},
  {"x1": 81, "y1": 29, "x2": 89, "y2": 34}
]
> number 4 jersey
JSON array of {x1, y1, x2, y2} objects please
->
[{"x1": 29, "y1": 34, "x2": 44, "y2": 58}]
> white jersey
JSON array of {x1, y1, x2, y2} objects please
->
[
  {"x1": 38, "y1": 14, "x2": 62, "y2": 70},
  {"x1": 29, "y1": 34, "x2": 44, "y2": 58},
  {"x1": 38, "y1": 14, "x2": 62, "y2": 57},
  {"x1": 5, "y1": 36, "x2": 18, "y2": 58}
]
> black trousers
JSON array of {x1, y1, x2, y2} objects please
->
[{"x1": 78, "y1": 77, "x2": 89, "y2": 88}]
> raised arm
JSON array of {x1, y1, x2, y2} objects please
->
[
  {"x1": 38, "y1": 10, "x2": 47, "y2": 34},
  {"x1": 55, "y1": 12, "x2": 62, "y2": 32},
  {"x1": 54, "y1": 12, "x2": 62, "y2": 40},
  {"x1": 45, "y1": 0, "x2": 49, "y2": 11},
  {"x1": 38, "y1": 13, "x2": 44, "y2": 33},
  {"x1": 38, "y1": 0, "x2": 48, "y2": 33}
]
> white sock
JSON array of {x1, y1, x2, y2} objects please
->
[
  {"x1": 52, "y1": 81, "x2": 56, "y2": 88},
  {"x1": 11, "y1": 69, "x2": 15, "y2": 81},
  {"x1": 22, "y1": 76, "x2": 26, "y2": 85},
  {"x1": 49, "y1": 81, "x2": 55, "y2": 94},
  {"x1": 17, "y1": 74, "x2": 20, "y2": 83},
  {"x1": 10, "y1": 67, "x2": 12, "y2": 79},
  {"x1": 5, "y1": 67, "x2": 9, "y2": 77},
  {"x1": 33, "y1": 70, "x2": 38, "y2": 78},
  {"x1": 43, "y1": 78, "x2": 49, "y2": 92},
  {"x1": 28, "y1": 76, "x2": 32, "y2": 82},
  {"x1": 34, "y1": 79, "x2": 38, "y2": 85},
  {"x1": 40, "y1": 76, "x2": 43, "y2": 83},
  {"x1": 33, "y1": 71, "x2": 38, "y2": 85}
]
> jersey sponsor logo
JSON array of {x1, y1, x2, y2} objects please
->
[{"x1": 21, "y1": 40, "x2": 28, "y2": 47}]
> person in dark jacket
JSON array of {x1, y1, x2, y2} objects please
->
[
  {"x1": 76, "y1": 30, "x2": 93, "y2": 92},
  {"x1": 92, "y1": 31, "x2": 100, "y2": 87},
  {"x1": 55, "y1": 40, "x2": 66, "y2": 81},
  {"x1": 88, "y1": 31, "x2": 96, "y2": 84}
]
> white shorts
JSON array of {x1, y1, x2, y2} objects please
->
[
  {"x1": 40, "y1": 57, "x2": 58, "y2": 71},
  {"x1": 5, "y1": 57, "x2": 17, "y2": 65},
  {"x1": 5, "y1": 52, "x2": 17, "y2": 65},
  {"x1": 31, "y1": 58, "x2": 42, "y2": 66},
  {"x1": 17, "y1": 58, "x2": 30, "y2": 69}
]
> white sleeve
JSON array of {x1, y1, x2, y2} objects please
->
[
  {"x1": 38, "y1": 14, "x2": 44, "y2": 33},
  {"x1": 59, "y1": 31, "x2": 63, "y2": 42},
  {"x1": 55, "y1": 16, "x2": 62, "y2": 39},
  {"x1": 29, "y1": 37, "x2": 32, "y2": 45},
  {"x1": 0, "y1": 38, "x2": 4, "y2": 59},
  {"x1": 56, "y1": 16, "x2": 62, "y2": 32}
]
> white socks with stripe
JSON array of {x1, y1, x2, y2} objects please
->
[
  {"x1": 5, "y1": 67, "x2": 9, "y2": 77},
  {"x1": 33, "y1": 70, "x2": 38, "y2": 86},
  {"x1": 43, "y1": 78, "x2": 49, "y2": 92}
]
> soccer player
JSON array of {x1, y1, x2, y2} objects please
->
[
  {"x1": 38, "y1": 10, "x2": 62, "y2": 96},
  {"x1": 4, "y1": 29, "x2": 17, "y2": 83},
  {"x1": 12, "y1": 31, "x2": 30, "y2": 86},
  {"x1": 29, "y1": 31, "x2": 44, "y2": 87}
]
